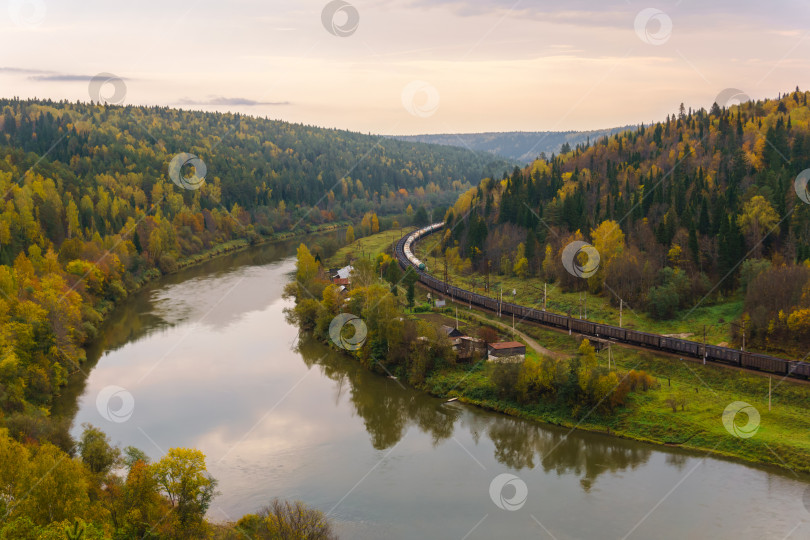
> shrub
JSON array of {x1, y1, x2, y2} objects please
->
[
  {"x1": 490, "y1": 362, "x2": 521, "y2": 400},
  {"x1": 157, "y1": 254, "x2": 178, "y2": 274},
  {"x1": 235, "y1": 499, "x2": 338, "y2": 540}
]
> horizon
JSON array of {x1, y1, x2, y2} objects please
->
[{"x1": 2, "y1": 0, "x2": 808, "y2": 135}]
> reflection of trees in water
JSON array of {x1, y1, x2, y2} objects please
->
[
  {"x1": 459, "y1": 413, "x2": 653, "y2": 491},
  {"x1": 298, "y1": 338, "x2": 457, "y2": 449},
  {"x1": 298, "y1": 336, "x2": 657, "y2": 491},
  {"x1": 665, "y1": 452, "x2": 689, "y2": 471}
]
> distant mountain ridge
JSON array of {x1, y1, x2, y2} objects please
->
[{"x1": 391, "y1": 127, "x2": 636, "y2": 163}]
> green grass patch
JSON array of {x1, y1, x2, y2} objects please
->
[{"x1": 418, "y1": 305, "x2": 810, "y2": 474}]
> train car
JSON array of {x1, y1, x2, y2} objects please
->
[
  {"x1": 598, "y1": 324, "x2": 626, "y2": 341},
  {"x1": 545, "y1": 312, "x2": 569, "y2": 329},
  {"x1": 570, "y1": 319, "x2": 596, "y2": 335},
  {"x1": 660, "y1": 337, "x2": 700, "y2": 357},
  {"x1": 741, "y1": 352, "x2": 788, "y2": 375},
  {"x1": 627, "y1": 330, "x2": 660, "y2": 348},
  {"x1": 705, "y1": 345, "x2": 741, "y2": 366},
  {"x1": 788, "y1": 361, "x2": 810, "y2": 379},
  {"x1": 526, "y1": 308, "x2": 542, "y2": 323}
]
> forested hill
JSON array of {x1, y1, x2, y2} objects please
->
[
  {"x1": 0, "y1": 98, "x2": 511, "y2": 237},
  {"x1": 443, "y1": 89, "x2": 810, "y2": 354},
  {"x1": 0, "y1": 97, "x2": 510, "y2": 428},
  {"x1": 391, "y1": 126, "x2": 635, "y2": 163}
]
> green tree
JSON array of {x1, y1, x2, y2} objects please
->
[
  {"x1": 403, "y1": 268, "x2": 418, "y2": 307},
  {"x1": 151, "y1": 448, "x2": 218, "y2": 534},
  {"x1": 77, "y1": 424, "x2": 121, "y2": 475}
]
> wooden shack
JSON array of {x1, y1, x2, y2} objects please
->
[{"x1": 487, "y1": 341, "x2": 526, "y2": 362}]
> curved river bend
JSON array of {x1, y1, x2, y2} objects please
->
[{"x1": 55, "y1": 238, "x2": 810, "y2": 539}]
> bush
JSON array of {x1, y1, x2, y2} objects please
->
[
  {"x1": 490, "y1": 362, "x2": 521, "y2": 400},
  {"x1": 157, "y1": 254, "x2": 178, "y2": 274},
  {"x1": 235, "y1": 499, "x2": 338, "y2": 540}
]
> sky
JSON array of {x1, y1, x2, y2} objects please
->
[{"x1": 1, "y1": 0, "x2": 809, "y2": 135}]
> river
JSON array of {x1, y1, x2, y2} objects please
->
[{"x1": 55, "y1": 238, "x2": 810, "y2": 539}]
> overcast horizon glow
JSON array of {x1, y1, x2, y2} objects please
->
[{"x1": 2, "y1": 0, "x2": 809, "y2": 135}]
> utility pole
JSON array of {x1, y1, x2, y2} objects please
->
[
  {"x1": 769, "y1": 376, "x2": 772, "y2": 411},
  {"x1": 512, "y1": 312, "x2": 515, "y2": 334},
  {"x1": 485, "y1": 260, "x2": 490, "y2": 294},
  {"x1": 702, "y1": 325, "x2": 707, "y2": 365},
  {"x1": 499, "y1": 287, "x2": 503, "y2": 317},
  {"x1": 456, "y1": 307, "x2": 459, "y2": 330},
  {"x1": 578, "y1": 292, "x2": 582, "y2": 319},
  {"x1": 619, "y1": 299, "x2": 623, "y2": 328},
  {"x1": 584, "y1": 290, "x2": 587, "y2": 320},
  {"x1": 741, "y1": 320, "x2": 746, "y2": 352},
  {"x1": 543, "y1": 282, "x2": 547, "y2": 311}
]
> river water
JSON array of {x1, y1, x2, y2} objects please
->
[{"x1": 55, "y1": 238, "x2": 810, "y2": 539}]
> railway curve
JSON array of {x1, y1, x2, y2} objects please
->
[{"x1": 394, "y1": 223, "x2": 810, "y2": 380}]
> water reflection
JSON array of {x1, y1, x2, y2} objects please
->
[
  {"x1": 53, "y1": 234, "x2": 340, "y2": 418},
  {"x1": 297, "y1": 336, "x2": 654, "y2": 491},
  {"x1": 297, "y1": 338, "x2": 457, "y2": 450}
]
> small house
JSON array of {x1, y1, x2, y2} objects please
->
[
  {"x1": 331, "y1": 265, "x2": 353, "y2": 287},
  {"x1": 457, "y1": 336, "x2": 486, "y2": 361},
  {"x1": 487, "y1": 341, "x2": 526, "y2": 362},
  {"x1": 440, "y1": 325, "x2": 464, "y2": 338}
]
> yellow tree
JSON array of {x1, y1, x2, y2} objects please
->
[
  {"x1": 589, "y1": 220, "x2": 625, "y2": 291},
  {"x1": 0, "y1": 429, "x2": 29, "y2": 513},
  {"x1": 737, "y1": 195, "x2": 779, "y2": 255},
  {"x1": 577, "y1": 339, "x2": 598, "y2": 393},
  {"x1": 66, "y1": 198, "x2": 80, "y2": 239},
  {"x1": 360, "y1": 213, "x2": 372, "y2": 235},
  {"x1": 295, "y1": 244, "x2": 319, "y2": 285},
  {"x1": 20, "y1": 443, "x2": 90, "y2": 524},
  {"x1": 151, "y1": 448, "x2": 218, "y2": 534},
  {"x1": 345, "y1": 225, "x2": 355, "y2": 244}
]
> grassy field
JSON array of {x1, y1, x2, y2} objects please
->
[
  {"x1": 412, "y1": 241, "x2": 749, "y2": 348},
  {"x1": 320, "y1": 229, "x2": 810, "y2": 474},
  {"x1": 421, "y1": 300, "x2": 810, "y2": 474},
  {"x1": 326, "y1": 227, "x2": 413, "y2": 268}
]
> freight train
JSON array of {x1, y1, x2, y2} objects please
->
[{"x1": 396, "y1": 223, "x2": 810, "y2": 380}]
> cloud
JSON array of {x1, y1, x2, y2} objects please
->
[
  {"x1": 0, "y1": 67, "x2": 132, "y2": 83},
  {"x1": 30, "y1": 74, "x2": 95, "y2": 82},
  {"x1": 177, "y1": 96, "x2": 290, "y2": 106},
  {"x1": 393, "y1": 0, "x2": 810, "y2": 29}
]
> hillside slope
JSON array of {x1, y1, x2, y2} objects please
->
[{"x1": 442, "y1": 90, "x2": 810, "y2": 355}]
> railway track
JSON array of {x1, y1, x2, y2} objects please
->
[{"x1": 395, "y1": 223, "x2": 810, "y2": 381}]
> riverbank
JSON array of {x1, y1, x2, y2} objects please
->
[
  {"x1": 320, "y1": 229, "x2": 810, "y2": 475},
  {"x1": 415, "y1": 299, "x2": 810, "y2": 474}
]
